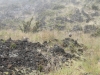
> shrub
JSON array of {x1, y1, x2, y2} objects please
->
[
  {"x1": 19, "y1": 17, "x2": 41, "y2": 33},
  {"x1": 32, "y1": 21, "x2": 40, "y2": 33},
  {"x1": 72, "y1": 25, "x2": 83, "y2": 32},
  {"x1": 10, "y1": 43, "x2": 16, "y2": 49},
  {"x1": 92, "y1": 5, "x2": 99, "y2": 10},
  {"x1": 19, "y1": 17, "x2": 33, "y2": 33},
  {"x1": 91, "y1": 28, "x2": 100, "y2": 37}
]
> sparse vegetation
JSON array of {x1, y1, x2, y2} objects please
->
[
  {"x1": 10, "y1": 42, "x2": 16, "y2": 49},
  {"x1": 0, "y1": 0, "x2": 100, "y2": 75},
  {"x1": 92, "y1": 4, "x2": 99, "y2": 10},
  {"x1": 91, "y1": 28, "x2": 100, "y2": 37},
  {"x1": 32, "y1": 21, "x2": 40, "y2": 33},
  {"x1": 19, "y1": 17, "x2": 33, "y2": 33},
  {"x1": 53, "y1": 4, "x2": 65, "y2": 10},
  {"x1": 0, "y1": 29, "x2": 100, "y2": 75}
]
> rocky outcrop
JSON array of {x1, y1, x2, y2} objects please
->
[{"x1": 0, "y1": 37, "x2": 85, "y2": 75}]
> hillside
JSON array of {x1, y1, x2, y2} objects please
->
[
  {"x1": 0, "y1": 0, "x2": 100, "y2": 30},
  {"x1": 0, "y1": 0, "x2": 100, "y2": 75}
]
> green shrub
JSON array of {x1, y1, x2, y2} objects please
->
[
  {"x1": 19, "y1": 17, "x2": 33, "y2": 33},
  {"x1": 38, "y1": 65, "x2": 43, "y2": 72},
  {"x1": 32, "y1": 21, "x2": 40, "y2": 33},
  {"x1": 92, "y1": 5, "x2": 99, "y2": 10},
  {"x1": 19, "y1": 17, "x2": 41, "y2": 33},
  {"x1": 10, "y1": 43, "x2": 16, "y2": 49}
]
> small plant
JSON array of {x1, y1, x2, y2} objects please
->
[
  {"x1": 10, "y1": 43, "x2": 16, "y2": 49},
  {"x1": 1, "y1": 39, "x2": 6, "y2": 43},
  {"x1": 69, "y1": 44, "x2": 77, "y2": 54},
  {"x1": 38, "y1": 65, "x2": 43, "y2": 72}
]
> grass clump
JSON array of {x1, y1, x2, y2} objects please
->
[
  {"x1": 91, "y1": 28, "x2": 100, "y2": 37},
  {"x1": 10, "y1": 42, "x2": 16, "y2": 49}
]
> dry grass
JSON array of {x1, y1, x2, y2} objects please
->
[
  {"x1": 0, "y1": 29, "x2": 100, "y2": 75},
  {"x1": 0, "y1": 29, "x2": 69, "y2": 42}
]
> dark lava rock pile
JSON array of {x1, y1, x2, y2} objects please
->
[{"x1": 0, "y1": 38, "x2": 85, "y2": 75}]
